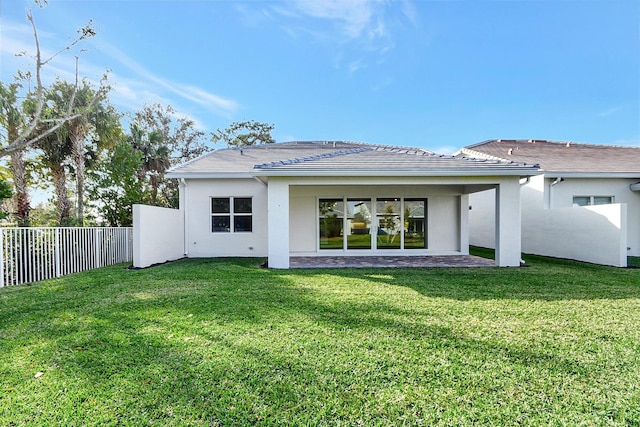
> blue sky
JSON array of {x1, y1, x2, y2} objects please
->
[{"x1": 2, "y1": 0, "x2": 639, "y2": 154}]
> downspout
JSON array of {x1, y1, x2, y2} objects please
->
[
  {"x1": 549, "y1": 177, "x2": 563, "y2": 209},
  {"x1": 181, "y1": 178, "x2": 189, "y2": 257},
  {"x1": 520, "y1": 177, "x2": 530, "y2": 186}
]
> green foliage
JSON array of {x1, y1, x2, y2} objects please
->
[
  {"x1": 88, "y1": 138, "x2": 147, "y2": 226},
  {"x1": 28, "y1": 202, "x2": 58, "y2": 226},
  {"x1": 211, "y1": 120, "x2": 275, "y2": 147},
  {"x1": 129, "y1": 123, "x2": 170, "y2": 206},
  {"x1": 0, "y1": 82, "x2": 24, "y2": 147},
  {"x1": 0, "y1": 179, "x2": 12, "y2": 219},
  {"x1": 134, "y1": 103, "x2": 209, "y2": 165},
  {"x1": 1, "y1": 257, "x2": 639, "y2": 425},
  {"x1": 132, "y1": 104, "x2": 208, "y2": 207}
]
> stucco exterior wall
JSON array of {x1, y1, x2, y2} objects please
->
[
  {"x1": 133, "y1": 204, "x2": 184, "y2": 268},
  {"x1": 183, "y1": 178, "x2": 269, "y2": 257},
  {"x1": 176, "y1": 175, "x2": 522, "y2": 267},
  {"x1": 547, "y1": 178, "x2": 639, "y2": 257},
  {"x1": 469, "y1": 175, "x2": 637, "y2": 266}
]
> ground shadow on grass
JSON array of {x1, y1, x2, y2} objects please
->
[{"x1": 285, "y1": 255, "x2": 640, "y2": 302}]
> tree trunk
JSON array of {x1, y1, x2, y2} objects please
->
[
  {"x1": 50, "y1": 164, "x2": 71, "y2": 226},
  {"x1": 70, "y1": 126, "x2": 86, "y2": 225},
  {"x1": 149, "y1": 174, "x2": 158, "y2": 205},
  {"x1": 8, "y1": 122, "x2": 30, "y2": 227}
]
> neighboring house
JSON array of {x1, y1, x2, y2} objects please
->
[
  {"x1": 134, "y1": 141, "x2": 539, "y2": 268},
  {"x1": 457, "y1": 139, "x2": 640, "y2": 267}
]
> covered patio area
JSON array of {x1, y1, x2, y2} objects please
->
[{"x1": 290, "y1": 254, "x2": 495, "y2": 269}]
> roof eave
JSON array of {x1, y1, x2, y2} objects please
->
[
  {"x1": 166, "y1": 172, "x2": 254, "y2": 179},
  {"x1": 250, "y1": 168, "x2": 540, "y2": 178},
  {"x1": 541, "y1": 172, "x2": 640, "y2": 179}
]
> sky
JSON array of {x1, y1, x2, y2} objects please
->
[{"x1": 1, "y1": 0, "x2": 639, "y2": 155}]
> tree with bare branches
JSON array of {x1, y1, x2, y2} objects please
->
[
  {"x1": 0, "y1": 9, "x2": 105, "y2": 159},
  {"x1": 1, "y1": 5, "x2": 107, "y2": 225}
]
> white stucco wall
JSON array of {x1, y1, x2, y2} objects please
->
[
  {"x1": 133, "y1": 204, "x2": 185, "y2": 268},
  {"x1": 178, "y1": 175, "x2": 522, "y2": 267},
  {"x1": 468, "y1": 175, "x2": 636, "y2": 266},
  {"x1": 183, "y1": 178, "x2": 268, "y2": 258},
  {"x1": 547, "y1": 178, "x2": 639, "y2": 257}
]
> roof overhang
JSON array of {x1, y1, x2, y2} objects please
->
[
  {"x1": 250, "y1": 168, "x2": 539, "y2": 178},
  {"x1": 542, "y1": 172, "x2": 640, "y2": 179},
  {"x1": 166, "y1": 172, "x2": 254, "y2": 179},
  {"x1": 167, "y1": 168, "x2": 540, "y2": 180}
]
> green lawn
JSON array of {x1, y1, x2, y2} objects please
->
[{"x1": 1, "y1": 255, "x2": 639, "y2": 426}]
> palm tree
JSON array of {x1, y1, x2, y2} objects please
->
[
  {"x1": 130, "y1": 124, "x2": 170, "y2": 206},
  {"x1": 35, "y1": 128, "x2": 73, "y2": 226},
  {"x1": 1, "y1": 82, "x2": 31, "y2": 226},
  {"x1": 48, "y1": 79, "x2": 118, "y2": 225}
]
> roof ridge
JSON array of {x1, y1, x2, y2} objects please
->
[
  {"x1": 458, "y1": 147, "x2": 511, "y2": 162},
  {"x1": 253, "y1": 146, "x2": 373, "y2": 169},
  {"x1": 372, "y1": 145, "x2": 436, "y2": 156},
  {"x1": 468, "y1": 139, "x2": 640, "y2": 150}
]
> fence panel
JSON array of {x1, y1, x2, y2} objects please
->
[{"x1": 0, "y1": 227, "x2": 133, "y2": 287}]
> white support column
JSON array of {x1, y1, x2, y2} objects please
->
[
  {"x1": 618, "y1": 203, "x2": 628, "y2": 268},
  {"x1": 267, "y1": 179, "x2": 290, "y2": 268},
  {"x1": 459, "y1": 194, "x2": 470, "y2": 255},
  {"x1": 495, "y1": 178, "x2": 522, "y2": 267}
]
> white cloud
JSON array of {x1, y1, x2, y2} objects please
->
[
  {"x1": 400, "y1": 0, "x2": 419, "y2": 28},
  {"x1": 598, "y1": 106, "x2": 623, "y2": 117},
  {"x1": 1, "y1": 17, "x2": 239, "y2": 123},
  {"x1": 86, "y1": 41, "x2": 240, "y2": 118},
  {"x1": 287, "y1": 0, "x2": 375, "y2": 39},
  {"x1": 268, "y1": 0, "x2": 417, "y2": 72}
]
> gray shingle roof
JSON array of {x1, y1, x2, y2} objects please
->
[
  {"x1": 460, "y1": 139, "x2": 640, "y2": 174},
  {"x1": 167, "y1": 140, "x2": 539, "y2": 178}
]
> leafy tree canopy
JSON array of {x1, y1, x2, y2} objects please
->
[{"x1": 211, "y1": 120, "x2": 275, "y2": 147}]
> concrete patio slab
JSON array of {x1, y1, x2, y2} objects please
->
[{"x1": 289, "y1": 255, "x2": 495, "y2": 269}]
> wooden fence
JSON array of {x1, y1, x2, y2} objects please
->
[{"x1": 0, "y1": 227, "x2": 133, "y2": 287}]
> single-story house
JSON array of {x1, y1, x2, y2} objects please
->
[
  {"x1": 133, "y1": 141, "x2": 540, "y2": 268},
  {"x1": 457, "y1": 139, "x2": 640, "y2": 267}
]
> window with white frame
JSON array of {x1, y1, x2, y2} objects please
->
[
  {"x1": 572, "y1": 196, "x2": 614, "y2": 207},
  {"x1": 211, "y1": 197, "x2": 252, "y2": 232}
]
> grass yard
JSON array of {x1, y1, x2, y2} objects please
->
[{"x1": 1, "y1": 255, "x2": 639, "y2": 426}]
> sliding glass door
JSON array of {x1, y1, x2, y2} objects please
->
[
  {"x1": 404, "y1": 199, "x2": 426, "y2": 249},
  {"x1": 346, "y1": 199, "x2": 372, "y2": 249},
  {"x1": 376, "y1": 199, "x2": 401, "y2": 249},
  {"x1": 319, "y1": 197, "x2": 427, "y2": 251},
  {"x1": 319, "y1": 199, "x2": 344, "y2": 250}
]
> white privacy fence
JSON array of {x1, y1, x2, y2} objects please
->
[{"x1": 0, "y1": 227, "x2": 133, "y2": 287}]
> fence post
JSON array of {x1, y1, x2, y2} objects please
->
[
  {"x1": 126, "y1": 228, "x2": 130, "y2": 262},
  {"x1": 55, "y1": 228, "x2": 61, "y2": 278},
  {"x1": 94, "y1": 228, "x2": 100, "y2": 269}
]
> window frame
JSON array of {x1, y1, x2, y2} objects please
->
[
  {"x1": 211, "y1": 197, "x2": 253, "y2": 233},
  {"x1": 318, "y1": 196, "x2": 428, "y2": 251},
  {"x1": 572, "y1": 195, "x2": 614, "y2": 207}
]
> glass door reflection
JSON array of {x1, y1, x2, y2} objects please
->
[
  {"x1": 346, "y1": 199, "x2": 372, "y2": 249},
  {"x1": 376, "y1": 199, "x2": 401, "y2": 249}
]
